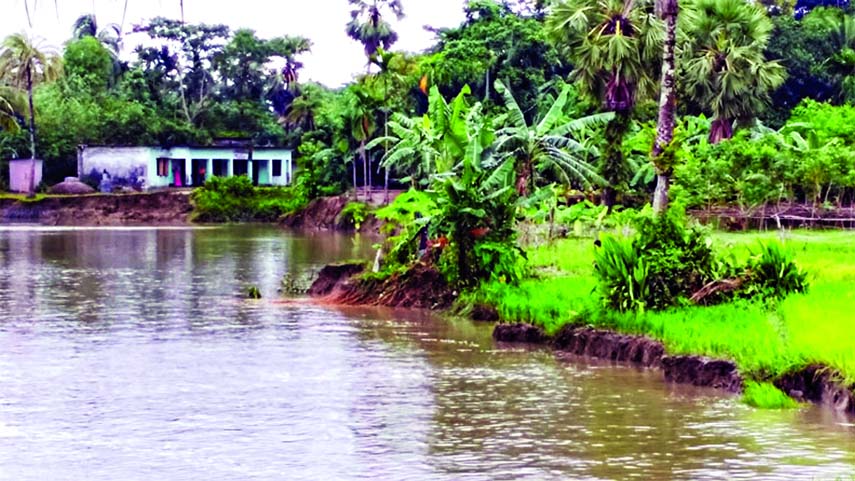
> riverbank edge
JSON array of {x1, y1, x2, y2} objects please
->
[
  {"x1": 308, "y1": 262, "x2": 855, "y2": 414},
  {"x1": 495, "y1": 322, "x2": 855, "y2": 414},
  {"x1": 0, "y1": 191, "x2": 193, "y2": 225}
]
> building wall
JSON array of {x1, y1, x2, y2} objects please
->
[
  {"x1": 9, "y1": 160, "x2": 43, "y2": 193},
  {"x1": 80, "y1": 146, "x2": 294, "y2": 191},
  {"x1": 79, "y1": 146, "x2": 158, "y2": 190}
]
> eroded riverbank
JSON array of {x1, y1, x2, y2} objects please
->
[{"x1": 0, "y1": 191, "x2": 193, "y2": 225}]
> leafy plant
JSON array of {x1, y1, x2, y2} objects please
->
[
  {"x1": 339, "y1": 201, "x2": 370, "y2": 230},
  {"x1": 742, "y1": 242, "x2": 809, "y2": 300},
  {"x1": 593, "y1": 209, "x2": 717, "y2": 311},
  {"x1": 593, "y1": 234, "x2": 650, "y2": 312}
]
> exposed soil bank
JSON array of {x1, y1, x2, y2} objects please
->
[
  {"x1": 280, "y1": 194, "x2": 384, "y2": 234},
  {"x1": 775, "y1": 365, "x2": 855, "y2": 414},
  {"x1": 308, "y1": 261, "x2": 456, "y2": 310},
  {"x1": 0, "y1": 191, "x2": 193, "y2": 225},
  {"x1": 494, "y1": 323, "x2": 744, "y2": 393}
]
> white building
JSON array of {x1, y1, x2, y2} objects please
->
[{"x1": 78, "y1": 145, "x2": 294, "y2": 191}]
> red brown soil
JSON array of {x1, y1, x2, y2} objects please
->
[
  {"x1": 308, "y1": 261, "x2": 457, "y2": 310},
  {"x1": 0, "y1": 191, "x2": 192, "y2": 226},
  {"x1": 280, "y1": 193, "x2": 390, "y2": 233}
]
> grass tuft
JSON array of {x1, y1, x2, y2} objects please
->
[{"x1": 742, "y1": 381, "x2": 801, "y2": 409}]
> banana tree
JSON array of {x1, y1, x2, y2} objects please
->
[{"x1": 493, "y1": 79, "x2": 612, "y2": 196}]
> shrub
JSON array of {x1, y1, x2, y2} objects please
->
[
  {"x1": 191, "y1": 176, "x2": 306, "y2": 222},
  {"x1": 593, "y1": 234, "x2": 649, "y2": 312},
  {"x1": 472, "y1": 241, "x2": 527, "y2": 285},
  {"x1": 742, "y1": 242, "x2": 809, "y2": 300},
  {"x1": 339, "y1": 202, "x2": 370, "y2": 230},
  {"x1": 594, "y1": 210, "x2": 717, "y2": 311}
]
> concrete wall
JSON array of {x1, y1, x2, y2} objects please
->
[
  {"x1": 9, "y1": 159, "x2": 43, "y2": 193},
  {"x1": 80, "y1": 146, "x2": 293, "y2": 190},
  {"x1": 79, "y1": 146, "x2": 156, "y2": 190}
]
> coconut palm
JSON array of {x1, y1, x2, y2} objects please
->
[
  {"x1": 651, "y1": 0, "x2": 679, "y2": 214},
  {"x1": 346, "y1": 0, "x2": 404, "y2": 73},
  {"x1": 0, "y1": 33, "x2": 62, "y2": 194},
  {"x1": 546, "y1": 0, "x2": 662, "y2": 207},
  {"x1": 72, "y1": 14, "x2": 123, "y2": 56},
  {"x1": 681, "y1": 0, "x2": 785, "y2": 143},
  {"x1": 493, "y1": 80, "x2": 611, "y2": 196}
]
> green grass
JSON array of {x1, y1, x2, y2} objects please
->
[
  {"x1": 742, "y1": 381, "x2": 801, "y2": 409},
  {"x1": 473, "y1": 230, "x2": 855, "y2": 387}
]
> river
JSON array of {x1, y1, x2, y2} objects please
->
[{"x1": 0, "y1": 226, "x2": 853, "y2": 480}]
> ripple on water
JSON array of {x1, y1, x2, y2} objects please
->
[{"x1": 0, "y1": 227, "x2": 854, "y2": 481}]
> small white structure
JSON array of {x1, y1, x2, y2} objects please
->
[
  {"x1": 78, "y1": 145, "x2": 294, "y2": 191},
  {"x1": 8, "y1": 159, "x2": 43, "y2": 193}
]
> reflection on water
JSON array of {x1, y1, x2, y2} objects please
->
[{"x1": 0, "y1": 226, "x2": 853, "y2": 481}]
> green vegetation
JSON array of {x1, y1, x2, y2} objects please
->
[
  {"x1": 742, "y1": 382, "x2": 801, "y2": 409},
  {"x1": 470, "y1": 229, "x2": 855, "y2": 388},
  {"x1": 190, "y1": 176, "x2": 306, "y2": 223}
]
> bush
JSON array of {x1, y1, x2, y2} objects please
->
[
  {"x1": 191, "y1": 176, "x2": 306, "y2": 222},
  {"x1": 594, "y1": 210, "x2": 717, "y2": 311},
  {"x1": 593, "y1": 234, "x2": 650, "y2": 312},
  {"x1": 742, "y1": 242, "x2": 809, "y2": 300},
  {"x1": 339, "y1": 202, "x2": 370, "y2": 230}
]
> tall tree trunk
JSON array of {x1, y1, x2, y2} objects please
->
[
  {"x1": 709, "y1": 117, "x2": 733, "y2": 144},
  {"x1": 27, "y1": 68, "x2": 37, "y2": 196},
  {"x1": 180, "y1": 0, "x2": 185, "y2": 23},
  {"x1": 360, "y1": 139, "x2": 368, "y2": 201},
  {"x1": 652, "y1": 0, "x2": 679, "y2": 215},
  {"x1": 383, "y1": 112, "x2": 389, "y2": 204},
  {"x1": 352, "y1": 157, "x2": 358, "y2": 201},
  {"x1": 602, "y1": 111, "x2": 631, "y2": 210}
]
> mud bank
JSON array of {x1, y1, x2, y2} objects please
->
[
  {"x1": 280, "y1": 195, "x2": 383, "y2": 233},
  {"x1": 775, "y1": 365, "x2": 855, "y2": 414},
  {"x1": 494, "y1": 323, "x2": 744, "y2": 393},
  {"x1": 0, "y1": 192, "x2": 193, "y2": 225},
  {"x1": 308, "y1": 262, "x2": 456, "y2": 310}
]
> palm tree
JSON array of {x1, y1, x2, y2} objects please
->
[
  {"x1": 546, "y1": 0, "x2": 662, "y2": 208},
  {"x1": 681, "y1": 0, "x2": 785, "y2": 143},
  {"x1": 814, "y1": 8, "x2": 855, "y2": 103},
  {"x1": 493, "y1": 80, "x2": 611, "y2": 196},
  {"x1": 0, "y1": 33, "x2": 62, "y2": 194},
  {"x1": 651, "y1": 0, "x2": 679, "y2": 214},
  {"x1": 72, "y1": 13, "x2": 123, "y2": 56},
  {"x1": 346, "y1": 0, "x2": 404, "y2": 73},
  {"x1": 268, "y1": 36, "x2": 312, "y2": 92}
]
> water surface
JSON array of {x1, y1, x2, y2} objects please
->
[{"x1": 0, "y1": 226, "x2": 853, "y2": 480}]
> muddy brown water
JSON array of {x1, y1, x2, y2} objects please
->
[{"x1": 0, "y1": 225, "x2": 854, "y2": 480}]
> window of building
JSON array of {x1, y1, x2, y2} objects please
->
[
  {"x1": 272, "y1": 159, "x2": 282, "y2": 177},
  {"x1": 157, "y1": 158, "x2": 169, "y2": 177},
  {"x1": 233, "y1": 159, "x2": 249, "y2": 176},
  {"x1": 213, "y1": 159, "x2": 228, "y2": 177}
]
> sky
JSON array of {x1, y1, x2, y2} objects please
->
[{"x1": 1, "y1": 0, "x2": 468, "y2": 87}]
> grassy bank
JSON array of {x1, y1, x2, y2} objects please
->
[{"x1": 467, "y1": 230, "x2": 855, "y2": 384}]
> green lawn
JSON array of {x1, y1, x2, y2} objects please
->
[{"x1": 469, "y1": 230, "x2": 855, "y2": 384}]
